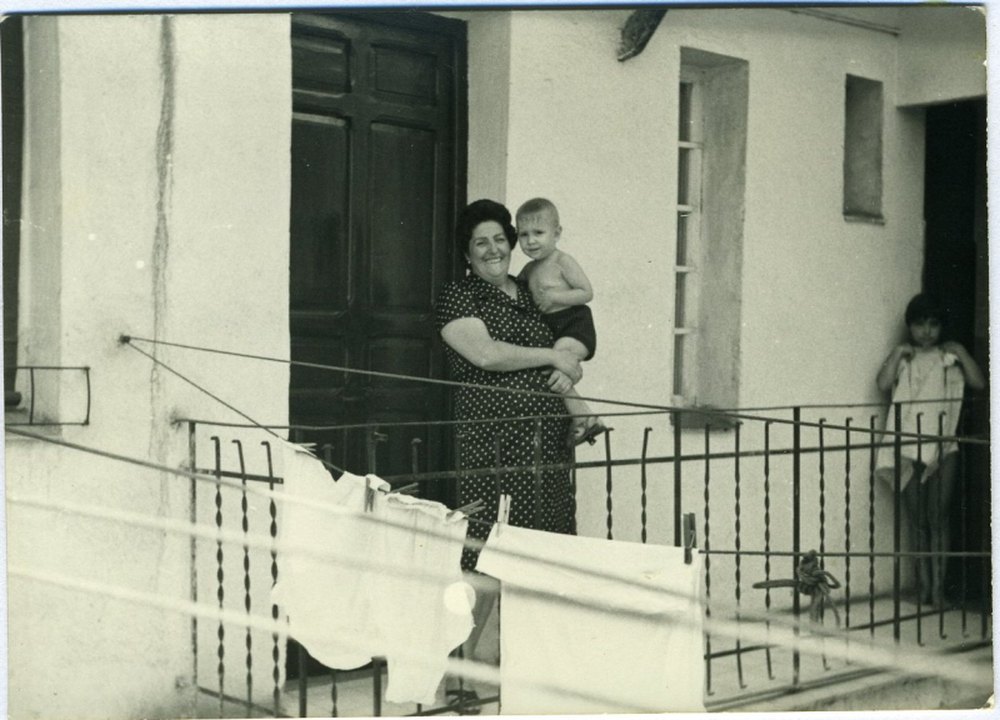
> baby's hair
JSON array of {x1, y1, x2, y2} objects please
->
[
  {"x1": 516, "y1": 197, "x2": 560, "y2": 225},
  {"x1": 904, "y1": 293, "x2": 945, "y2": 326}
]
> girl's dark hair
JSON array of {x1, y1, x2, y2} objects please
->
[
  {"x1": 904, "y1": 293, "x2": 945, "y2": 326},
  {"x1": 455, "y1": 199, "x2": 517, "y2": 258}
]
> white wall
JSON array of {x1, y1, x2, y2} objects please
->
[
  {"x1": 467, "y1": 9, "x2": 936, "y2": 601},
  {"x1": 896, "y1": 6, "x2": 986, "y2": 106},
  {"x1": 6, "y1": 14, "x2": 291, "y2": 719}
]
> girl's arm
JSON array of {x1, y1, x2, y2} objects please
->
[
  {"x1": 542, "y1": 252, "x2": 594, "y2": 307},
  {"x1": 441, "y1": 316, "x2": 582, "y2": 382},
  {"x1": 942, "y1": 341, "x2": 987, "y2": 390},
  {"x1": 876, "y1": 344, "x2": 913, "y2": 392}
]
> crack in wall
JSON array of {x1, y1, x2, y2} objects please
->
[{"x1": 150, "y1": 16, "x2": 176, "y2": 531}]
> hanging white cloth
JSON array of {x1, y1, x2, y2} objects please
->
[
  {"x1": 272, "y1": 442, "x2": 473, "y2": 705},
  {"x1": 875, "y1": 348, "x2": 965, "y2": 491},
  {"x1": 476, "y1": 524, "x2": 705, "y2": 714}
]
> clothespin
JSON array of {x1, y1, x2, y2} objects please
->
[
  {"x1": 496, "y1": 494, "x2": 512, "y2": 536},
  {"x1": 364, "y1": 478, "x2": 376, "y2": 513},
  {"x1": 448, "y1": 498, "x2": 485, "y2": 519},
  {"x1": 682, "y1": 512, "x2": 696, "y2": 565},
  {"x1": 390, "y1": 482, "x2": 420, "y2": 496}
]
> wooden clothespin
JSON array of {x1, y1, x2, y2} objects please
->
[
  {"x1": 496, "y1": 494, "x2": 512, "y2": 536},
  {"x1": 682, "y1": 512, "x2": 696, "y2": 565},
  {"x1": 364, "y1": 478, "x2": 376, "y2": 513},
  {"x1": 390, "y1": 482, "x2": 420, "y2": 496},
  {"x1": 448, "y1": 498, "x2": 485, "y2": 520}
]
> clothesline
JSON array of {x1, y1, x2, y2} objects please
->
[
  {"x1": 9, "y1": 552, "x2": 988, "y2": 693},
  {"x1": 122, "y1": 335, "x2": 986, "y2": 444},
  {"x1": 5, "y1": 426, "x2": 707, "y2": 594}
]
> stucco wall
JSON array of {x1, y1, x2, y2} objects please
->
[
  {"x1": 896, "y1": 6, "x2": 986, "y2": 106},
  {"x1": 473, "y1": 9, "x2": 933, "y2": 597},
  {"x1": 6, "y1": 14, "x2": 291, "y2": 719}
]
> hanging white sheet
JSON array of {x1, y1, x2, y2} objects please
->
[
  {"x1": 272, "y1": 442, "x2": 473, "y2": 705},
  {"x1": 476, "y1": 524, "x2": 705, "y2": 714}
]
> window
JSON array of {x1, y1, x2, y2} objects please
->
[
  {"x1": 672, "y1": 49, "x2": 748, "y2": 421},
  {"x1": 843, "y1": 74, "x2": 883, "y2": 221},
  {"x1": 673, "y1": 76, "x2": 702, "y2": 400}
]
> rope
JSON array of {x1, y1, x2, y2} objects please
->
[
  {"x1": 5, "y1": 427, "x2": 705, "y2": 598},
  {"x1": 121, "y1": 335, "x2": 988, "y2": 445},
  {"x1": 9, "y1": 432, "x2": 990, "y2": 687},
  {"x1": 124, "y1": 340, "x2": 345, "y2": 475},
  {"x1": 9, "y1": 558, "x2": 988, "y2": 692}
]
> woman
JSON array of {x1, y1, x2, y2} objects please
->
[{"x1": 435, "y1": 199, "x2": 581, "y2": 682}]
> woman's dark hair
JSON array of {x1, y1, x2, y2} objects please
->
[
  {"x1": 455, "y1": 199, "x2": 517, "y2": 259},
  {"x1": 904, "y1": 293, "x2": 945, "y2": 326}
]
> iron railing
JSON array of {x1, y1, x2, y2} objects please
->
[
  {"x1": 183, "y1": 398, "x2": 991, "y2": 716},
  {"x1": 3, "y1": 365, "x2": 92, "y2": 426}
]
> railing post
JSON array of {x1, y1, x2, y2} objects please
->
[
  {"x1": 843, "y1": 417, "x2": 853, "y2": 638},
  {"x1": 603, "y1": 428, "x2": 614, "y2": 540},
  {"x1": 733, "y1": 421, "x2": 745, "y2": 688},
  {"x1": 792, "y1": 406, "x2": 801, "y2": 687},
  {"x1": 763, "y1": 420, "x2": 774, "y2": 679},
  {"x1": 211, "y1": 436, "x2": 226, "y2": 718},
  {"x1": 232, "y1": 439, "x2": 253, "y2": 714},
  {"x1": 261, "y1": 440, "x2": 282, "y2": 719},
  {"x1": 674, "y1": 413, "x2": 682, "y2": 547},
  {"x1": 702, "y1": 423, "x2": 713, "y2": 696},
  {"x1": 640, "y1": 427, "x2": 652, "y2": 544},
  {"x1": 892, "y1": 401, "x2": 902, "y2": 642},
  {"x1": 188, "y1": 421, "x2": 199, "y2": 717}
]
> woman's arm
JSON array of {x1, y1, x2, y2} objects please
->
[
  {"x1": 877, "y1": 344, "x2": 913, "y2": 392},
  {"x1": 441, "y1": 316, "x2": 582, "y2": 381},
  {"x1": 942, "y1": 341, "x2": 987, "y2": 390}
]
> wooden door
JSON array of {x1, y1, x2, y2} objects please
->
[{"x1": 289, "y1": 12, "x2": 466, "y2": 495}]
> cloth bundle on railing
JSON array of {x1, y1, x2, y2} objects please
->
[
  {"x1": 272, "y1": 442, "x2": 474, "y2": 705},
  {"x1": 476, "y1": 524, "x2": 705, "y2": 714}
]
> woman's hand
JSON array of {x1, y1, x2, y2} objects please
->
[{"x1": 550, "y1": 350, "x2": 582, "y2": 383}]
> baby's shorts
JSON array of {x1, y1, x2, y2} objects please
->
[{"x1": 542, "y1": 305, "x2": 596, "y2": 361}]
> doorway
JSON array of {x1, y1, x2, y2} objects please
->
[
  {"x1": 921, "y1": 98, "x2": 989, "y2": 603},
  {"x1": 287, "y1": 10, "x2": 467, "y2": 680},
  {"x1": 289, "y1": 11, "x2": 466, "y2": 490}
]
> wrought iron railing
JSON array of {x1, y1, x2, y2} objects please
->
[
  {"x1": 3, "y1": 364, "x2": 92, "y2": 426},
  {"x1": 182, "y1": 398, "x2": 991, "y2": 716}
]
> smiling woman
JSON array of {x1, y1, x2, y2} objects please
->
[{"x1": 434, "y1": 199, "x2": 582, "y2": 667}]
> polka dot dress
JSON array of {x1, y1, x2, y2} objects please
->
[{"x1": 436, "y1": 274, "x2": 574, "y2": 570}]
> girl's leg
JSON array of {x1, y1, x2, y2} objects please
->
[
  {"x1": 925, "y1": 452, "x2": 958, "y2": 606},
  {"x1": 902, "y1": 464, "x2": 930, "y2": 602}
]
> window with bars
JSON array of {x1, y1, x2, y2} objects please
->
[
  {"x1": 672, "y1": 49, "x2": 748, "y2": 422},
  {"x1": 673, "y1": 76, "x2": 702, "y2": 400}
]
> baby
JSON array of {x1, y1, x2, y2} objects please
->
[{"x1": 516, "y1": 198, "x2": 607, "y2": 446}]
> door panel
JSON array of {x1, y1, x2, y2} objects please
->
[
  {"x1": 369, "y1": 123, "x2": 436, "y2": 309},
  {"x1": 290, "y1": 113, "x2": 351, "y2": 310},
  {"x1": 290, "y1": 12, "x2": 465, "y2": 488}
]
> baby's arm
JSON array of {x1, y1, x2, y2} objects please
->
[
  {"x1": 542, "y1": 252, "x2": 594, "y2": 307},
  {"x1": 942, "y1": 341, "x2": 987, "y2": 390}
]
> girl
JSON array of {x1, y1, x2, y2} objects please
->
[{"x1": 875, "y1": 293, "x2": 985, "y2": 606}]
